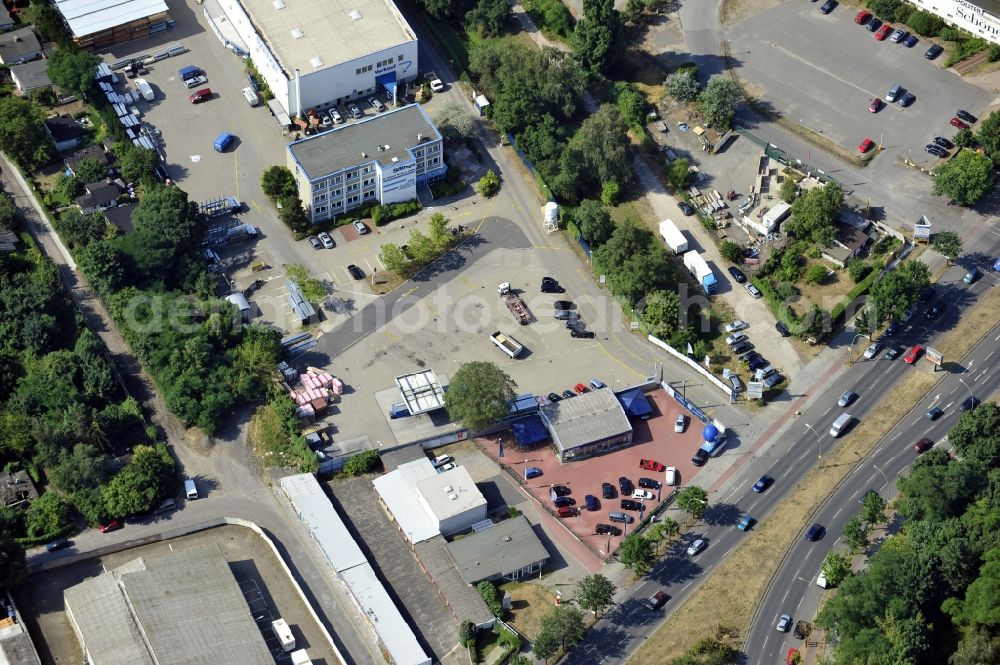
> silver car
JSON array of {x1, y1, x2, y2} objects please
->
[
  {"x1": 687, "y1": 538, "x2": 706, "y2": 556},
  {"x1": 862, "y1": 342, "x2": 882, "y2": 359},
  {"x1": 838, "y1": 390, "x2": 857, "y2": 407},
  {"x1": 776, "y1": 614, "x2": 791, "y2": 632}
]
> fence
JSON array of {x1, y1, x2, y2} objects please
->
[
  {"x1": 734, "y1": 126, "x2": 839, "y2": 186},
  {"x1": 505, "y1": 132, "x2": 554, "y2": 201}
]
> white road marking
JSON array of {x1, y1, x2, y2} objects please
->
[
  {"x1": 822, "y1": 407, "x2": 832, "y2": 417},
  {"x1": 833, "y1": 506, "x2": 844, "y2": 519},
  {"x1": 987, "y1": 351, "x2": 995, "y2": 361}
]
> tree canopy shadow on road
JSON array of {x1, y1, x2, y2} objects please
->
[
  {"x1": 701, "y1": 501, "x2": 742, "y2": 527},
  {"x1": 410, "y1": 232, "x2": 488, "y2": 282}
]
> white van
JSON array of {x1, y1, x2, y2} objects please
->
[
  {"x1": 242, "y1": 87, "x2": 260, "y2": 107},
  {"x1": 184, "y1": 478, "x2": 198, "y2": 500},
  {"x1": 816, "y1": 571, "x2": 828, "y2": 588},
  {"x1": 829, "y1": 413, "x2": 853, "y2": 438}
]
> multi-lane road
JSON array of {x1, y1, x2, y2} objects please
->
[{"x1": 566, "y1": 235, "x2": 999, "y2": 664}]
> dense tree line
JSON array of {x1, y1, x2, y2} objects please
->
[{"x1": 817, "y1": 403, "x2": 1000, "y2": 664}]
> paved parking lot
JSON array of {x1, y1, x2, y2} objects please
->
[
  {"x1": 325, "y1": 476, "x2": 457, "y2": 661},
  {"x1": 476, "y1": 389, "x2": 711, "y2": 559},
  {"x1": 728, "y1": 3, "x2": 992, "y2": 162}
]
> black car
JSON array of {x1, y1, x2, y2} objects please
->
[
  {"x1": 553, "y1": 300, "x2": 574, "y2": 310},
  {"x1": 596, "y1": 523, "x2": 622, "y2": 536},
  {"x1": 924, "y1": 44, "x2": 943, "y2": 59},
  {"x1": 728, "y1": 266, "x2": 747, "y2": 283},
  {"x1": 552, "y1": 485, "x2": 572, "y2": 497},
  {"x1": 347, "y1": 264, "x2": 365, "y2": 280},
  {"x1": 46, "y1": 538, "x2": 72, "y2": 552},
  {"x1": 774, "y1": 321, "x2": 791, "y2": 337},
  {"x1": 925, "y1": 145, "x2": 947, "y2": 157},
  {"x1": 867, "y1": 17, "x2": 882, "y2": 32},
  {"x1": 956, "y1": 109, "x2": 977, "y2": 123},
  {"x1": 638, "y1": 477, "x2": 661, "y2": 490},
  {"x1": 571, "y1": 329, "x2": 596, "y2": 339},
  {"x1": 933, "y1": 136, "x2": 953, "y2": 149},
  {"x1": 691, "y1": 449, "x2": 710, "y2": 467},
  {"x1": 748, "y1": 356, "x2": 769, "y2": 371},
  {"x1": 562, "y1": 389, "x2": 575, "y2": 399},
  {"x1": 541, "y1": 277, "x2": 565, "y2": 293},
  {"x1": 805, "y1": 523, "x2": 826, "y2": 541},
  {"x1": 960, "y1": 396, "x2": 980, "y2": 411},
  {"x1": 620, "y1": 499, "x2": 643, "y2": 511},
  {"x1": 731, "y1": 341, "x2": 753, "y2": 355},
  {"x1": 547, "y1": 392, "x2": 562, "y2": 402},
  {"x1": 739, "y1": 351, "x2": 761, "y2": 365},
  {"x1": 819, "y1": 0, "x2": 837, "y2": 13},
  {"x1": 602, "y1": 482, "x2": 616, "y2": 499},
  {"x1": 925, "y1": 303, "x2": 944, "y2": 319},
  {"x1": 618, "y1": 476, "x2": 633, "y2": 495},
  {"x1": 554, "y1": 496, "x2": 576, "y2": 507},
  {"x1": 678, "y1": 201, "x2": 695, "y2": 216}
]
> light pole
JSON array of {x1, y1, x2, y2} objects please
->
[
  {"x1": 804, "y1": 424, "x2": 823, "y2": 460},
  {"x1": 958, "y1": 377, "x2": 974, "y2": 404},
  {"x1": 848, "y1": 333, "x2": 869, "y2": 366}
]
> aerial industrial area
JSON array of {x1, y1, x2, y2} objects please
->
[{"x1": 0, "y1": 0, "x2": 998, "y2": 663}]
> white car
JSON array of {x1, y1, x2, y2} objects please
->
[
  {"x1": 317, "y1": 232, "x2": 335, "y2": 249},
  {"x1": 687, "y1": 538, "x2": 706, "y2": 556},
  {"x1": 436, "y1": 462, "x2": 456, "y2": 473},
  {"x1": 432, "y1": 454, "x2": 453, "y2": 468},
  {"x1": 725, "y1": 332, "x2": 747, "y2": 346},
  {"x1": 776, "y1": 614, "x2": 791, "y2": 632},
  {"x1": 862, "y1": 342, "x2": 882, "y2": 359},
  {"x1": 631, "y1": 489, "x2": 654, "y2": 500},
  {"x1": 353, "y1": 220, "x2": 369, "y2": 235},
  {"x1": 725, "y1": 320, "x2": 748, "y2": 333},
  {"x1": 665, "y1": 467, "x2": 677, "y2": 486},
  {"x1": 674, "y1": 414, "x2": 686, "y2": 433},
  {"x1": 330, "y1": 108, "x2": 344, "y2": 124}
]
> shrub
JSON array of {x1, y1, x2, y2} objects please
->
[
  {"x1": 867, "y1": 0, "x2": 902, "y2": 20},
  {"x1": 476, "y1": 581, "x2": 504, "y2": 618},
  {"x1": 521, "y1": 0, "x2": 574, "y2": 38},
  {"x1": 907, "y1": 9, "x2": 945, "y2": 36},
  {"x1": 719, "y1": 240, "x2": 745, "y2": 263},
  {"x1": 342, "y1": 450, "x2": 379, "y2": 476},
  {"x1": 805, "y1": 264, "x2": 828, "y2": 285},
  {"x1": 478, "y1": 169, "x2": 501, "y2": 197},
  {"x1": 775, "y1": 281, "x2": 799, "y2": 300},
  {"x1": 989, "y1": 44, "x2": 1000, "y2": 62},
  {"x1": 847, "y1": 258, "x2": 872, "y2": 283},
  {"x1": 601, "y1": 180, "x2": 621, "y2": 205},
  {"x1": 459, "y1": 620, "x2": 476, "y2": 647},
  {"x1": 805, "y1": 246, "x2": 822, "y2": 259}
]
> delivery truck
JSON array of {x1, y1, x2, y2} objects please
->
[
  {"x1": 658, "y1": 219, "x2": 688, "y2": 254},
  {"x1": 683, "y1": 250, "x2": 718, "y2": 294},
  {"x1": 490, "y1": 331, "x2": 524, "y2": 358}
]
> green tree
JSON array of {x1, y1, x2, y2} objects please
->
[
  {"x1": 847, "y1": 257, "x2": 871, "y2": 283},
  {"x1": 949, "y1": 628, "x2": 999, "y2": 665},
  {"x1": 116, "y1": 143, "x2": 160, "y2": 183},
  {"x1": 953, "y1": 128, "x2": 975, "y2": 149},
  {"x1": 974, "y1": 110, "x2": 1000, "y2": 164},
  {"x1": 380, "y1": 243, "x2": 411, "y2": 274},
  {"x1": 614, "y1": 82, "x2": 646, "y2": 127},
  {"x1": 428, "y1": 212, "x2": 451, "y2": 249},
  {"x1": 779, "y1": 176, "x2": 798, "y2": 203},
  {"x1": 573, "y1": 199, "x2": 614, "y2": 247},
  {"x1": 79, "y1": 239, "x2": 125, "y2": 294},
  {"x1": 946, "y1": 548, "x2": 1000, "y2": 627},
  {"x1": 642, "y1": 289, "x2": 680, "y2": 339},
  {"x1": 842, "y1": 515, "x2": 869, "y2": 554},
  {"x1": 49, "y1": 443, "x2": 109, "y2": 493},
  {"x1": 861, "y1": 491, "x2": 888, "y2": 526},
  {"x1": 821, "y1": 550, "x2": 852, "y2": 588},
  {"x1": 620, "y1": 533, "x2": 655, "y2": 574},
  {"x1": 532, "y1": 628, "x2": 558, "y2": 660},
  {"x1": 0, "y1": 191, "x2": 15, "y2": 231},
  {"x1": 261, "y1": 166, "x2": 298, "y2": 200},
  {"x1": 931, "y1": 230, "x2": 963, "y2": 265},
  {"x1": 575, "y1": 574, "x2": 616, "y2": 617},
  {"x1": 47, "y1": 47, "x2": 100, "y2": 97},
  {"x1": 433, "y1": 102, "x2": 477, "y2": 141},
  {"x1": 55, "y1": 209, "x2": 108, "y2": 249},
  {"x1": 0, "y1": 96, "x2": 55, "y2": 169},
  {"x1": 560, "y1": 104, "x2": 632, "y2": 204},
  {"x1": 478, "y1": 169, "x2": 501, "y2": 197},
  {"x1": 444, "y1": 361, "x2": 517, "y2": 433},
  {"x1": 132, "y1": 185, "x2": 196, "y2": 251},
  {"x1": 25, "y1": 491, "x2": 72, "y2": 539},
  {"x1": 666, "y1": 158, "x2": 690, "y2": 190},
  {"x1": 675, "y1": 485, "x2": 708, "y2": 519},
  {"x1": 285, "y1": 264, "x2": 327, "y2": 302},
  {"x1": 804, "y1": 264, "x2": 828, "y2": 285},
  {"x1": 465, "y1": 0, "x2": 509, "y2": 37},
  {"x1": 101, "y1": 443, "x2": 176, "y2": 518},
  {"x1": 868, "y1": 260, "x2": 930, "y2": 324},
  {"x1": 948, "y1": 402, "x2": 1000, "y2": 468},
  {"x1": 278, "y1": 196, "x2": 310, "y2": 232},
  {"x1": 571, "y1": 0, "x2": 623, "y2": 75},
  {"x1": 343, "y1": 449, "x2": 380, "y2": 476},
  {"x1": 698, "y1": 75, "x2": 744, "y2": 129},
  {"x1": 539, "y1": 604, "x2": 586, "y2": 650},
  {"x1": 600, "y1": 180, "x2": 620, "y2": 206},
  {"x1": 665, "y1": 70, "x2": 699, "y2": 102},
  {"x1": 25, "y1": 0, "x2": 70, "y2": 42},
  {"x1": 907, "y1": 9, "x2": 945, "y2": 36},
  {"x1": 0, "y1": 511, "x2": 26, "y2": 589},
  {"x1": 459, "y1": 619, "x2": 476, "y2": 646},
  {"x1": 477, "y1": 580, "x2": 504, "y2": 617},
  {"x1": 932, "y1": 149, "x2": 995, "y2": 205},
  {"x1": 74, "y1": 157, "x2": 106, "y2": 184},
  {"x1": 719, "y1": 240, "x2": 745, "y2": 264},
  {"x1": 593, "y1": 219, "x2": 654, "y2": 274},
  {"x1": 606, "y1": 249, "x2": 674, "y2": 305},
  {"x1": 406, "y1": 228, "x2": 438, "y2": 264},
  {"x1": 787, "y1": 182, "x2": 843, "y2": 245}
]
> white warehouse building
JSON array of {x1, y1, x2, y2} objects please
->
[
  {"x1": 215, "y1": 0, "x2": 419, "y2": 118},
  {"x1": 287, "y1": 104, "x2": 446, "y2": 223},
  {"x1": 908, "y1": 0, "x2": 1000, "y2": 45}
]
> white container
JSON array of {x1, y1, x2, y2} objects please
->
[{"x1": 271, "y1": 619, "x2": 295, "y2": 652}]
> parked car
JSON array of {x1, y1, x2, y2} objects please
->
[
  {"x1": 875, "y1": 23, "x2": 893, "y2": 40},
  {"x1": 725, "y1": 320, "x2": 748, "y2": 333},
  {"x1": 926, "y1": 405, "x2": 943, "y2": 420},
  {"x1": 571, "y1": 329, "x2": 596, "y2": 339},
  {"x1": 897, "y1": 92, "x2": 915, "y2": 107},
  {"x1": 726, "y1": 332, "x2": 747, "y2": 345},
  {"x1": 819, "y1": 0, "x2": 837, "y2": 13},
  {"x1": 752, "y1": 475, "x2": 773, "y2": 493},
  {"x1": 618, "y1": 476, "x2": 633, "y2": 494},
  {"x1": 863, "y1": 342, "x2": 882, "y2": 359},
  {"x1": 884, "y1": 322, "x2": 900, "y2": 337},
  {"x1": 556, "y1": 506, "x2": 576, "y2": 518},
  {"x1": 855, "y1": 9, "x2": 871, "y2": 23},
  {"x1": 933, "y1": 137, "x2": 953, "y2": 149},
  {"x1": 868, "y1": 97, "x2": 884, "y2": 113},
  {"x1": 691, "y1": 449, "x2": 710, "y2": 466},
  {"x1": 904, "y1": 344, "x2": 923, "y2": 364},
  {"x1": 553, "y1": 300, "x2": 574, "y2": 310},
  {"x1": 638, "y1": 477, "x2": 660, "y2": 490},
  {"x1": 924, "y1": 44, "x2": 943, "y2": 59},
  {"x1": 925, "y1": 145, "x2": 946, "y2": 157},
  {"x1": 308, "y1": 236, "x2": 322, "y2": 250},
  {"x1": 189, "y1": 87, "x2": 212, "y2": 104},
  {"x1": 889, "y1": 28, "x2": 908, "y2": 43},
  {"x1": 547, "y1": 392, "x2": 562, "y2": 402},
  {"x1": 950, "y1": 117, "x2": 970, "y2": 129},
  {"x1": 963, "y1": 267, "x2": 980, "y2": 284},
  {"x1": 748, "y1": 356, "x2": 769, "y2": 371},
  {"x1": 562, "y1": 390, "x2": 576, "y2": 399},
  {"x1": 541, "y1": 276, "x2": 565, "y2": 293},
  {"x1": 645, "y1": 590, "x2": 669, "y2": 610},
  {"x1": 639, "y1": 459, "x2": 665, "y2": 472},
  {"x1": 775, "y1": 321, "x2": 791, "y2": 337},
  {"x1": 620, "y1": 499, "x2": 643, "y2": 511},
  {"x1": 746, "y1": 283, "x2": 762, "y2": 298},
  {"x1": 554, "y1": 496, "x2": 575, "y2": 507},
  {"x1": 552, "y1": 485, "x2": 572, "y2": 497},
  {"x1": 957, "y1": 109, "x2": 977, "y2": 123},
  {"x1": 678, "y1": 201, "x2": 695, "y2": 216},
  {"x1": 353, "y1": 220, "x2": 369, "y2": 235},
  {"x1": 602, "y1": 482, "x2": 616, "y2": 499},
  {"x1": 687, "y1": 538, "x2": 706, "y2": 556},
  {"x1": 867, "y1": 17, "x2": 882, "y2": 32},
  {"x1": 914, "y1": 437, "x2": 934, "y2": 453},
  {"x1": 737, "y1": 515, "x2": 755, "y2": 531},
  {"x1": 903, "y1": 34, "x2": 919, "y2": 47},
  {"x1": 368, "y1": 96, "x2": 386, "y2": 112},
  {"x1": 99, "y1": 519, "x2": 123, "y2": 533},
  {"x1": 574, "y1": 383, "x2": 589, "y2": 394},
  {"x1": 665, "y1": 466, "x2": 678, "y2": 486},
  {"x1": 347, "y1": 102, "x2": 362, "y2": 118},
  {"x1": 731, "y1": 341, "x2": 754, "y2": 354},
  {"x1": 596, "y1": 523, "x2": 621, "y2": 536},
  {"x1": 805, "y1": 524, "x2": 825, "y2": 541},
  {"x1": 330, "y1": 108, "x2": 344, "y2": 123},
  {"x1": 728, "y1": 266, "x2": 747, "y2": 283},
  {"x1": 884, "y1": 346, "x2": 901, "y2": 360},
  {"x1": 858, "y1": 138, "x2": 875, "y2": 153},
  {"x1": 728, "y1": 374, "x2": 743, "y2": 392},
  {"x1": 46, "y1": 538, "x2": 71, "y2": 552},
  {"x1": 347, "y1": 264, "x2": 365, "y2": 280},
  {"x1": 320, "y1": 111, "x2": 333, "y2": 127},
  {"x1": 675, "y1": 414, "x2": 687, "y2": 433},
  {"x1": 318, "y1": 232, "x2": 335, "y2": 249},
  {"x1": 631, "y1": 489, "x2": 654, "y2": 500}
]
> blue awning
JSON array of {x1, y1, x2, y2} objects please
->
[
  {"x1": 511, "y1": 416, "x2": 548, "y2": 446},
  {"x1": 618, "y1": 389, "x2": 653, "y2": 419}
]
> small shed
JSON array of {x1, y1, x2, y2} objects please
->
[
  {"x1": 472, "y1": 92, "x2": 490, "y2": 116},
  {"x1": 617, "y1": 389, "x2": 653, "y2": 420}
]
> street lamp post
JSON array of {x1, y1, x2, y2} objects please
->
[
  {"x1": 958, "y1": 377, "x2": 974, "y2": 404},
  {"x1": 804, "y1": 424, "x2": 823, "y2": 460}
]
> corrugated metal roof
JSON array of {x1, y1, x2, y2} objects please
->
[
  {"x1": 340, "y1": 567, "x2": 431, "y2": 665},
  {"x1": 54, "y1": 0, "x2": 168, "y2": 37},
  {"x1": 446, "y1": 515, "x2": 549, "y2": 584},
  {"x1": 394, "y1": 368, "x2": 445, "y2": 416},
  {"x1": 372, "y1": 459, "x2": 440, "y2": 543},
  {"x1": 280, "y1": 474, "x2": 366, "y2": 571},
  {"x1": 539, "y1": 388, "x2": 633, "y2": 453}
]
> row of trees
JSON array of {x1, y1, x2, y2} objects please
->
[
  {"x1": 664, "y1": 70, "x2": 746, "y2": 130},
  {"x1": 379, "y1": 212, "x2": 458, "y2": 276},
  {"x1": 817, "y1": 403, "x2": 1000, "y2": 663}
]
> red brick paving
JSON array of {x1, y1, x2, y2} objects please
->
[{"x1": 478, "y1": 389, "x2": 712, "y2": 564}]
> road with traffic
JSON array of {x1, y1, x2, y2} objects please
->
[{"x1": 564, "y1": 231, "x2": 1000, "y2": 664}]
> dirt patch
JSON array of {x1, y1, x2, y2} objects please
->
[
  {"x1": 629, "y1": 285, "x2": 1000, "y2": 662},
  {"x1": 500, "y1": 581, "x2": 556, "y2": 640},
  {"x1": 719, "y1": 0, "x2": 788, "y2": 26},
  {"x1": 790, "y1": 260, "x2": 851, "y2": 318}
]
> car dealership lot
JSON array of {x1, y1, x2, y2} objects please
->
[{"x1": 727, "y1": 3, "x2": 992, "y2": 160}]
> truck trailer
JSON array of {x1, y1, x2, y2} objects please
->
[
  {"x1": 658, "y1": 219, "x2": 688, "y2": 254},
  {"x1": 498, "y1": 282, "x2": 530, "y2": 325},
  {"x1": 683, "y1": 251, "x2": 718, "y2": 294},
  {"x1": 490, "y1": 331, "x2": 524, "y2": 358}
]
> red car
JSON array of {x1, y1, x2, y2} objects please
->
[
  {"x1": 556, "y1": 506, "x2": 577, "y2": 518},
  {"x1": 99, "y1": 519, "x2": 123, "y2": 533},
  {"x1": 875, "y1": 24, "x2": 892, "y2": 40},
  {"x1": 858, "y1": 138, "x2": 875, "y2": 153},
  {"x1": 573, "y1": 383, "x2": 589, "y2": 395},
  {"x1": 950, "y1": 117, "x2": 969, "y2": 129},
  {"x1": 904, "y1": 344, "x2": 923, "y2": 364},
  {"x1": 855, "y1": 9, "x2": 871, "y2": 24},
  {"x1": 868, "y1": 98, "x2": 884, "y2": 113},
  {"x1": 913, "y1": 437, "x2": 934, "y2": 454},
  {"x1": 639, "y1": 459, "x2": 665, "y2": 472}
]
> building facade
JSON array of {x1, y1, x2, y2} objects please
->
[
  {"x1": 215, "y1": 0, "x2": 418, "y2": 118},
  {"x1": 909, "y1": 0, "x2": 1000, "y2": 44},
  {"x1": 287, "y1": 104, "x2": 446, "y2": 223}
]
